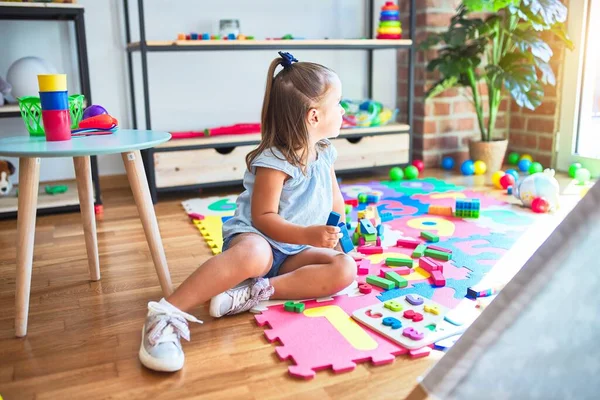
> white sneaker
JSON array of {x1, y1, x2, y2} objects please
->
[
  {"x1": 139, "y1": 299, "x2": 203, "y2": 372},
  {"x1": 209, "y1": 278, "x2": 274, "y2": 318}
]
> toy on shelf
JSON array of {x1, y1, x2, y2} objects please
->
[
  {"x1": 455, "y1": 199, "x2": 480, "y2": 218},
  {"x1": 0, "y1": 160, "x2": 16, "y2": 197},
  {"x1": 441, "y1": 156, "x2": 455, "y2": 170},
  {"x1": 513, "y1": 169, "x2": 560, "y2": 211},
  {"x1": 170, "y1": 123, "x2": 261, "y2": 140},
  {"x1": 376, "y1": 2, "x2": 402, "y2": 39},
  {"x1": 340, "y1": 99, "x2": 397, "y2": 128},
  {"x1": 176, "y1": 32, "x2": 255, "y2": 41}
]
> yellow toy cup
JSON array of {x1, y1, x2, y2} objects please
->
[{"x1": 37, "y1": 74, "x2": 67, "y2": 92}]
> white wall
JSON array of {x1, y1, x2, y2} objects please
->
[{"x1": 0, "y1": 0, "x2": 398, "y2": 184}]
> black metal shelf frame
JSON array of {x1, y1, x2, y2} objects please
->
[
  {"x1": 0, "y1": 3, "x2": 103, "y2": 217},
  {"x1": 123, "y1": 0, "x2": 416, "y2": 203}
]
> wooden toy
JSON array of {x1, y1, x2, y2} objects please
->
[
  {"x1": 420, "y1": 231, "x2": 439, "y2": 242},
  {"x1": 366, "y1": 275, "x2": 395, "y2": 290},
  {"x1": 424, "y1": 248, "x2": 452, "y2": 261},
  {"x1": 352, "y1": 295, "x2": 466, "y2": 350},
  {"x1": 412, "y1": 244, "x2": 427, "y2": 258},
  {"x1": 427, "y1": 205, "x2": 453, "y2": 216},
  {"x1": 385, "y1": 257, "x2": 413, "y2": 267}
]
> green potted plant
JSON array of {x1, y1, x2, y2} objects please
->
[{"x1": 421, "y1": 0, "x2": 573, "y2": 172}]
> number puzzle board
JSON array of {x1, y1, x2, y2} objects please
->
[{"x1": 352, "y1": 295, "x2": 466, "y2": 350}]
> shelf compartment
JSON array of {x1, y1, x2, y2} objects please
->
[
  {"x1": 153, "y1": 131, "x2": 409, "y2": 190},
  {"x1": 127, "y1": 39, "x2": 413, "y2": 52},
  {"x1": 0, "y1": 104, "x2": 21, "y2": 119},
  {"x1": 0, "y1": 178, "x2": 81, "y2": 216},
  {"x1": 156, "y1": 123, "x2": 410, "y2": 151}
]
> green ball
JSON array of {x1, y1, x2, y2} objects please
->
[
  {"x1": 569, "y1": 162, "x2": 582, "y2": 178},
  {"x1": 507, "y1": 152, "x2": 520, "y2": 165},
  {"x1": 404, "y1": 165, "x2": 419, "y2": 180},
  {"x1": 575, "y1": 168, "x2": 591, "y2": 184},
  {"x1": 389, "y1": 166, "x2": 404, "y2": 181},
  {"x1": 528, "y1": 162, "x2": 543, "y2": 175}
]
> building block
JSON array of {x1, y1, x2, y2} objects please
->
[
  {"x1": 412, "y1": 244, "x2": 427, "y2": 258},
  {"x1": 366, "y1": 275, "x2": 395, "y2": 290},
  {"x1": 364, "y1": 233, "x2": 377, "y2": 242},
  {"x1": 344, "y1": 204, "x2": 352, "y2": 215},
  {"x1": 284, "y1": 301, "x2": 305, "y2": 313},
  {"x1": 396, "y1": 238, "x2": 422, "y2": 249},
  {"x1": 430, "y1": 270, "x2": 446, "y2": 287},
  {"x1": 384, "y1": 271, "x2": 408, "y2": 288},
  {"x1": 359, "y1": 219, "x2": 377, "y2": 235},
  {"x1": 338, "y1": 222, "x2": 355, "y2": 253},
  {"x1": 380, "y1": 212, "x2": 393, "y2": 222},
  {"x1": 376, "y1": 224, "x2": 384, "y2": 236},
  {"x1": 357, "y1": 264, "x2": 369, "y2": 275},
  {"x1": 455, "y1": 199, "x2": 481, "y2": 218},
  {"x1": 420, "y1": 231, "x2": 440, "y2": 243},
  {"x1": 359, "y1": 283, "x2": 372, "y2": 294},
  {"x1": 366, "y1": 194, "x2": 380, "y2": 203},
  {"x1": 385, "y1": 257, "x2": 413, "y2": 267},
  {"x1": 424, "y1": 248, "x2": 452, "y2": 261},
  {"x1": 357, "y1": 245, "x2": 383, "y2": 255},
  {"x1": 359, "y1": 237, "x2": 366, "y2": 246},
  {"x1": 419, "y1": 257, "x2": 442, "y2": 273},
  {"x1": 395, "y1": 267, "x2": 412, "y2": 275},
  {"x1": 427, "y1": 205, "x2": 453, "y2": 217},
  {"x1": 344, "y1": 199, "x2": 358, "y2": 207},
  {"x1": 426, "y1": 245, "x2": 452, "y2": 254},
  {"x1": 326, "y1": 211, "x2": 341, "y2": 226}
]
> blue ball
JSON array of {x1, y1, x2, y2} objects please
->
[
  {"x1": 461, "y1": 160, "x2": 475, "y2": 176},
  {"x1": 441, "y1": 156, "x2": 455, "y2": 170},
  {"x1": 518, "y1": 159, "x2": 532, "y2": 172},
  {"x1": 505, "y1": 169, "x2": 519, "y2": 182}
]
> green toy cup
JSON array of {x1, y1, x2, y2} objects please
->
[{"x1": 18, "y1": 94, "x2": 86, "y2": 137}]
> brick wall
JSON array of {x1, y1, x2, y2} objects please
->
[{"x1": 398, "y1": 0, "x2": 564, "y2": 168}]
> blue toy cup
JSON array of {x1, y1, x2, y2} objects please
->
[{"x1": 39, "y1": 90, "x2": 69, "y2": 111}]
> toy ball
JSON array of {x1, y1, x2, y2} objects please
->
[
  {"x1": 441, "y1": 156, "x2": 455, "y2": 170},
  {"x1": 528, "y1": 162, "x2": 543, "y2": 175},
  {"x1": 531, "y1": 197, "x2": 550, "y2": 213},
  {"x1": 520, "y1": 154, "x2": 533, "y2": 162},
  {"x1": 404, "y1": 165, "x2": 419, "y2": 180},
  {"x1": 412, "y1": 159, "x2": 424, "y2": 173},
  {"x1": 6, "y1": 56, "x2": 57, "y2": 98},
  {"x1": 473, "y1": 160, "x2": 487, "y2": 175},
  {"x1": 518, "y1": 159, "x2": 532, "y2": 172},
  {"x1": 492, "y1": 171, "x2": 505, "y2": 189},
  {"x1": 568, "y1": 162, "x2": 582, "y2": 178},
  {"x1": 507, "y1": 152, "x2": 520, "y2": 165},
  {"x1": 461, "y1": 160, "x2": 475, "y2": 176},
  {"x1": 499, "y1": 174, "x2": 515, "y2": 190},
  {"x1": 389, "y1": 166, "x2": 404, "y2": 181},
  {"x1": 574, "y1": 168, "x2": 591, "y2": 185},
  {"x1": 514, "y1": 169, "x2": 559, "y2": 210},
  {"x1": 83, "y1": 104, "x2": 108, "y2": 120},
  {"x1": 505, "y1": 169, "x2": 519, "y2": 182}
]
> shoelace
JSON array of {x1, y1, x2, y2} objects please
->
[
  {"x1": 146, "y1": 301, "x2": 203, "y2": 346},
  {"x1": 230, "y1": 279, "x2": 274, "y2": 314}
]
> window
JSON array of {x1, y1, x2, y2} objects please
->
[{"x1": 557, "y1": 0, "x2": 600, "y2": 176}]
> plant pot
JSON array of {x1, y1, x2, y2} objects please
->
[{"x1": 469, "y1": 139, "x2": 508, "y2": 173}]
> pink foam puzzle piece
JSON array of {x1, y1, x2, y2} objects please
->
[
  {"x1": 409, "y1": 346, "x2": 432, "y2": 359},
  {"x1": 386, "y1": 215, "x2": 492, "y2": 240},
  {"x1": 412, "y1": 190, "x2": 507, "y2": 208},
  {"x1": 255, "y1": 292, "x2": 409, "y2": 379},
  {"x1": 431, "y1": 286, "x2": 461, "y2": 308}
]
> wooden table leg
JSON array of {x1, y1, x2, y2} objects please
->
[
  {"x1": 73, "y1": 156, "x2": 100, "y2": 281},
  {"x1": 15, "y1": 157, "x2": 40, "y2": 337},
  {"x1": 121, "y1": 151, "x2": 173, "y2": 296}
]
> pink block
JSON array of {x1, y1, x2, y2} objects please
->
[
  {"x1": 396, "y1": 238, "x2": 422, "y2": 249},
  {"x1": 357, "y1": 265, "x2": 369, "y2": 275},
  {"x1": 254, "y1": 292, "x2": 409, "y2": 379},
  {"x1": 359, "y1": 237, "x2": 366, "y2": 246},
  {"x1": 426, "y1": 245, "x2": 452, "y2": 254},
  {"x1": 352, "y1": 253, "x2": 364, "y2": 262},
  {"x1": 419, "y1": 257, "x2": 441, "y2": 273},
  {"x1": 188, "y1": 212, "x2": 204, "y2": 220},
  {"x1": 430, "y1": 270, "x2": 446, "y2": 287},
  {"x1": 395, "y1": 267, "x2": 411, "y2": 275},
  {"x1": 357, "y1": 245, "x2": 383, "y2": 255},
  {"x1": 376, "y1": 237, "x2": 381, "y2": 246}
]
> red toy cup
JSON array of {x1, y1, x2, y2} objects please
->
[{"x1": 41, "y1": 109, "x2": 72, "y2": 142}]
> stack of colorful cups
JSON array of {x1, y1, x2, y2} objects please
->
[
  {"x1": 38, "y1": 74, "x2": 71, "y2": 142},
  {"x1": 376, "y1": 2, "x2": 402, "y2": 39}
]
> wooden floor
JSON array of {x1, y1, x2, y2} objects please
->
[{"x1": 0, "y1": 169, "x2": 584, "y2": 400}]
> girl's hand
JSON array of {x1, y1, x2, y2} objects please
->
[{"x1": 303, "y1": 225, "x2": 342, "y2": 248}]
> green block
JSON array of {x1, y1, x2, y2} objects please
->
[
  {"x1": 424, "y1": 248, "x2": 452, "y2": 261},
  {"x1": 385, "y1": 257, "x2": 413, "y2": 267},
  {"x1": 366, "y1": 275, "x2": 395, "y2": 290},
  {"x1": 353, "y1": 231, "x2": 359, "y2": 245},
  {"x1": 284, "y1": 301, "x2": 305, "y2": 313},
  {"x1": 364, "y1": 233, "x2": 377, "y2": 242},
  {"x1": 412, "y1": 244, "x2": 427, "y2": 258},
  {"x1": 45, "y1": 185, "x2": 68, "y2": 195},
  {"x1": 385, "y1": 271, "x2": 408, "y2": 288},
  {"x1": 420, "y1": 231, "x2": 439, "y2": 243}
]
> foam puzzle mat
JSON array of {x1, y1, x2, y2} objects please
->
[{"x1": 182, "y1": 178, "x2": 538, "y2": 378}]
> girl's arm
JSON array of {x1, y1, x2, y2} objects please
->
[
  {"x1": 251, "y1": 167, "x2": 340, "y2": 248},
  {"x1": 331, "y1": 166, "x2": 345, "y2": 223}
]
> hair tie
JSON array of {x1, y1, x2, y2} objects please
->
[{"x1": 278, "y1": 51, "x2": 298, "y2": 68}]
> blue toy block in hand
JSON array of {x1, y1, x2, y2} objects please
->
[
  {"x1": 337, "y1": 222, "x2": 355, "y2": 253},
  {"x1": 326, "y1": 211, "x2": 341, "y2": 227}
]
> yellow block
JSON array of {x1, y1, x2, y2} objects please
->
[
  {"x1": 37, "y1": 74, "x2": 67, "y2": 92},
  {"x1": 377, "y1": 27, "x2": 402, "y2": 35},
  {"x1": 304, "y1": 305, "x2": 377, "y2": 351}
]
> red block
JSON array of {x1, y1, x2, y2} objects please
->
[
  {"x1": 345, "y1": 199, "x2": 358, "y2": 207},
  {"x1": 357, "y1": 265, "x2": 369, "y2": 275},
  {"x1": 357, "y1": 245, "x2": 383, "y2": 255},
  {"x1": 426, "y1": 245, "x2": 452, "y2": 254},
  {"x1": 396, "y1": 238, "x2": 422, "y2": 249},
  {"x1": 419, "y1": 257, "x2": 442, "y2": 273},
  {"x1": 395, "y1": 267, "x2": 411, "y2": 275},
  {"x1": 430, "y1": 270, "x2": 446, "y2": 287}
]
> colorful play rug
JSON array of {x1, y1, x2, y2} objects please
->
[{"x1": 182, "y1": 178, "x2": 538, "y2": 379}]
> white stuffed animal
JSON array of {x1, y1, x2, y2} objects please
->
[{"x1": 0, "y1": 160, "x2": 16, "y2": 196}]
